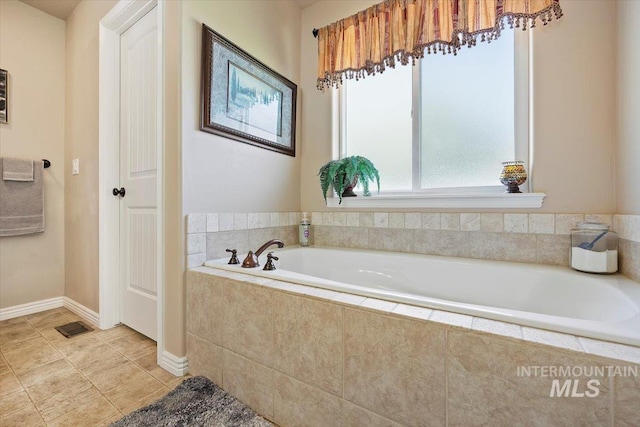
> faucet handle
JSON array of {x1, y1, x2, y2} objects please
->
[
  {"x1": 226, "y1": 249, "x2": 239, "y2": 265},
  {"x1": 263, "y1": 252, "x2": 279, "y2": 271}
]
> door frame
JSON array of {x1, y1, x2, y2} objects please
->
[{"x1": 98, "y1": 0, "x2": 164, "y2": 361}]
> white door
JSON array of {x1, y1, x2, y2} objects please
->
[{"x1": 117, "y1": 7, "x2": 158, "y2": 340}]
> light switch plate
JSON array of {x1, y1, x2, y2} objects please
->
[{"x1": 72, "y1": 159, "x2": 79, "y2": 175}]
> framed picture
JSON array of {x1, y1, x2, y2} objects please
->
[
  {"x1": 0, "y1": 69, "x2": 7, "y2": 124},
  {"x1": 201, "y1": 24, "x2": 297, "y2": 157}
]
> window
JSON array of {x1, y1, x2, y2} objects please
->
[{"x1": 337, "y1": 28, "x2": 536, "y2": 207}]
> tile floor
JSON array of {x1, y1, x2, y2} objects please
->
[{"x1": 0, "y1": 307, "x2": 188, "y2": 426}]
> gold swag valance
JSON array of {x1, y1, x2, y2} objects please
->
[{"x1": 316, "y1": 0, "x2": 563, "y2": 90}]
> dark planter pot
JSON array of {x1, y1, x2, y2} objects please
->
[{"x1": 341, "y1": 176, "x2": 358, "y2": 198}]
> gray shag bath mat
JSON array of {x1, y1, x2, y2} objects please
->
[{"x1": 110, "y1": 376, "x2": 273, "y2": 427}]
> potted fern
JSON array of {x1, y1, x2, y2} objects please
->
[{"x1": 318, "y1": 155, "x2": 380, "y2": 204}]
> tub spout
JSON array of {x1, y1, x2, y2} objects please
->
[{"x1": 242, "y1": 239, "x2": 284, "y2": 268}]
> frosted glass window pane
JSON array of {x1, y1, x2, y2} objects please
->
[
  {"x1": 420, "y1": 31, "x2": 515, "y2": 189},
  {"x1": 344, "y1": 66, "x2": 413, "y2": 191}
]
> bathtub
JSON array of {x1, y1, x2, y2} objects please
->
[{"x1": 204, "y1": 246, "x2": 640, "y2": 346}]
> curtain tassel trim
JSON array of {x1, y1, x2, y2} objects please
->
[{"x1": 316, "y1": 1, "x2": 563, "y2": 90}]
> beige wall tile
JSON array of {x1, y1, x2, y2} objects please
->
[
  {"x1": 206, "y1": 213, "x2": 219, "y2": 232},
  {"x1": 480, "y1": 213, "x2": 503, "y2": 232},
  {"x1": 219, "y1": 213, "x2": 235, "y2": 231},
  {"x1": 460, "y1": 213, "x2": 480, "y2": 231},
  {"x1": 367, "y1": 228, "x2": 415, "y2": 253},
  {"x1": 346, "y1": 212, "x2": 360, "y2": 227},
  {"x1": 313, "y1": 225, "x2": 368, "y2": 249},
  {"x1": 529, "y1": 214, "x2": 555, "y2": 234},
  {"x1": 187, "y1": 213, "x2": 206, "y2": 233},
  {"x1": 343, "y1": 308, "x2": 446, "y2": 427},
  {"x1": 615, "y1": 369, "x2": 640, "y2": 426},
  {"x1": 187, "y1": 233, "x2": 205, "y2": 255},
  {"x1": 441, "y1": 213, "x2": 460, "y2": 230},
  {"x1": 223, "y1": 350, "x2": 274, "y2": 419},
  {"x1": 584, "y1": 214, "x2": 613, "y2": 228},
  {"x1": 186, "y1": 333, "x2": 223, "y2": 385},
  {"x1": 619, "y1": 239, "x2": 640, "y2": 283},
  {"x1": 448, "y1": 330, "x2": 611, "y2": 426},
  {"x1": 187, "y1": 272, "x2": 225, "y2": 345},
  {"x1": 504, "y1": 213, "x2": 528, "y2": 233},
  {"x1": 469, "y1": 232, "x2": 537, "y2": 263},
  {"x1": 222, "y1": 281, "x2": 274, "y2": 366},
  {"x1": 334, "y1": 212, "x2": 347, "y2": 227},
  {"x1": 273, "y1": 293, "x2": 343, "y2": 396},
  {"x1": 421, "y1": 213, "x2": 440, "y2": 230},
  {"x1": 374, "y1": 212, "x2": 389, "y2": 228},
  {"x1": 360, "y1": 212, "x2": 375, "y2": 227},
  {"x1": 555, "y1": 214, "x2": 585, "y2": 235},
  {"x1": 536, "y1": 234, "x2": 571, "y2": 266},
  {"x1": 388, "y1": 213, "x2": 405, "y2": 229},
  {"x1": 343, "y1": 401, "x2": 404, "y2": 427},
  {"x1": 273, "y1": 372, "x2": 343, "y2": 427},
  {"x1": 404, "y1": 213, "x2": 422, "y2": 229},
  {"x1": 206, "y1": 230, "x2": 249, "y2": 260},
  {"x1": 415, "y1": 230, "x2": 470, "y2": 258},
  {"x1": 311, "y1": 211, "x2": 323, "y2": 226},
  {"x1": 322, "y1": 212, "x2": 334, "y2": 226}
]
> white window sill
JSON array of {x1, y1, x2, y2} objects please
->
[{"x1": 326, "y1": 193, "x2": 546, "y2": 209}]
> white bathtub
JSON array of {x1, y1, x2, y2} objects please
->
[{"x1": 204, "y1": 246, "x2": 640, "y2": 346}]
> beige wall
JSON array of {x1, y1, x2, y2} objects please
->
[
  {"x1": 0, "y1": 1, "x2": 65, "y2": 308},
  {"x1": 181, "y1": 0, "x2": 301, "y2": 214},
  {"x1": 616, "y1": 0, "x2": 640, "y2": 214},
  {"x1": 64, "y1": 0, "x2": 117, "y2": 312},
  {"x1": 300, "y1": 0, "x2": 618, "y2": 214}
]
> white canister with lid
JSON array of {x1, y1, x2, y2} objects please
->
[{"x1": 570, "y1": 222, "x2": 618, "y2": 274}]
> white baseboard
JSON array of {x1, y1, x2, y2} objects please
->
[
  {"x1": 63, "y1": 297, "x2": 100, "y2": 328},
  {"x1": 0, "y1": 297, "x2": 64, "y2": 321},
  {"x1": 160, "y1": 350, "x2": 189, "y2": 377}
]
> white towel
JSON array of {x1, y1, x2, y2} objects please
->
[
  {"x1": 0, "y1": 159, "x2": 44, "y2": 236},
  {"x1": 2, "y1": 158, "x2": 34, "y2": 181}
]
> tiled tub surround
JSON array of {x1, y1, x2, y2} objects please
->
[
  {"x1": 309, "y1": 212, "x2": 640, "y2": 283},
  {"x1": 186, "y1": 212, "x2": 301, "y2": 268},
  {"x1": 187, "y1": 267, "x2": 640, "y2": 427},
  {"x1": 205, "y1": 247, "x2": 640, "y2": 346},
  {"x1": 187, "y1": 212, "x2": 639, "y2": 282}
]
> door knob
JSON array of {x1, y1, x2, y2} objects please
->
[{"x1": 112, "y1": 187, "x2": 126, "y2": 197}]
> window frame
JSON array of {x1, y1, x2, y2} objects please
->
[{"x1": 330, "y1": 30, "x2": 544, "y2": 209}]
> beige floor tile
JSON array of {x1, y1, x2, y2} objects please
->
[
  {"x1": 47, "y1": 395, "x2": 119, "y2": 427},
  {"x1": 93, "y1": 325, "x2": 139, "y2": 343},
  {"x1": 48, "y1": 333, "x2": 101, "y2": 357},
  {"x1": 104, "y1": 372, "x2": 165, "y2": 410},
  {"x1": 166, "y1": 374, "x2": 191, "y2": 390},
  {"x1": 2, "y1": 337, "x2": 63, "y2": 374},
  {"x1": 94, "y1": 413, "x2": 125, "y2": 426},
  {"x1": 0, "y1": 370, "x2": 23, "y2": 396},
  {"x1": 0, "y1": 322, "x2": 40, "y2": 347},
  {"x1": 26, "y1": 311, "x2": 73, "y2": 331},
  {"x1": 0, "y1": 388, "x2": 32, "y2": 417},
  {"x1": 36, "y1": 382, "x2": 101, "y2": 422},
  {"x1": 16, "y1": 358, "x2": 75, "y2": 387},
  {"x1": 25, "y1": 368, "x2": 90, "y2": 403},
  {"x1": 120, "y1": 386, "x2": 169, "y2": 416},
  {"x1": 0, "y1": 403, "x2": 44, "y2": 427},
  {"x1": 85, "y1": 360, "x2": 149, "y2": 393},
  {"x1": 108, "y1": 332, "x2": 156, "y2": 360},
  {"x1": 78, "y1": 348, "x2": 129, "y2": 376},
  {"x1": 133, "y1": 351, "x2": 178, "y2": 384},
  {"x1": 0, "y1": 316, "x2": 30, "y2": 327}
]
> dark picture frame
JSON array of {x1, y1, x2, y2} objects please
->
[
  {"x1": 200, "y1": 24, "x2": 297, "y2": 157},
  {"x1": 0, "y1": 69, "x2": 7, "y2": 124}
]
